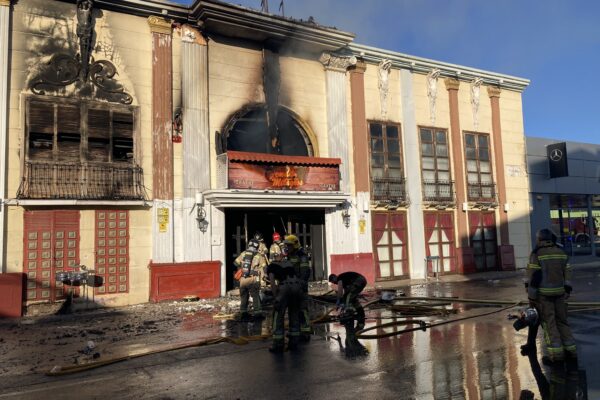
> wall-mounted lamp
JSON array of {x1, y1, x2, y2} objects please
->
[
  {"x1": 196, "y1": 192, "x2": 208, "y2": 232},
  {"x1": 341, "y1": 201, "x2": 351, "y2": 228}
]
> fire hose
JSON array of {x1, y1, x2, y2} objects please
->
[{"x1": 46, "y1": 296, "x2": 600, "y2": 376}]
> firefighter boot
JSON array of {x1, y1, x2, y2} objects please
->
[{"x1": 269, "y1": 340, "x2": 285, "y2": 353}]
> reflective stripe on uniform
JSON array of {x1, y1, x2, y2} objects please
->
[
  {"x1": 539, "y1": 287, "x2": 565, "y2": 295},
  {"x1": 538, "y1": 254, "x2": 568, "y2": 261},
  {"x1": 527, "y1": 263, "x2": 541, "y2": 270}
]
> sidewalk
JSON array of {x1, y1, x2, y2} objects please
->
[{"x1": 370, "y1": 254, "x2": 600, "y2": 291}]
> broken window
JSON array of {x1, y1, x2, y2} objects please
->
[
  {"x1": 225, "y1": 105, "x2": 313, "y2": 156},
  {"x1": 25, "y1": 96, "x2": 137, "y2": 164}
]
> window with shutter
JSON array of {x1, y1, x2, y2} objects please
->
[{"x1": 21, "y1": 95, "x2": 143, "y2": 200}]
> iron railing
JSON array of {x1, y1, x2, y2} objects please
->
[
  {"x1": 422, "y1": 180, "x2": 455, "y2": 204},
  {"x1": 371, "y1": 177, "x2": 408, "y2": 204},
  {"x1": 467, "y1": 182, "x2": 497, "y2": 203},
  {"x1": 17, "y1": 161, "x2": 147, "y2": 200}
]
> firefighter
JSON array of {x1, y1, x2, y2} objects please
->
[
  {"x1": 329, "y1": 271, "x2": 367, "y2": 331},
  {"x1": 526, "y1": 228, "x2": 577, "y2": 365},
  {"x1": 233, "y1": 239, "x2": 267, "y2": 320},
  {"x1": 269, "y1": 232, "x2": 283, "y2": 263},
  {"x1": 266, "y1": 261, "x2": 304, "y2": 353},
  {"x1": 253, "y1": 231, "x2": 269, "y2": 256},
  {"x1": 284, "y1": 234, "x2": 312, "y2": 341}
]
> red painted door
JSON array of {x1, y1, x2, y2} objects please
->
[
  {"x1": 372, "y1": 211, "x2": 409, "y2": 280},
  {"x1": 424, "y1": 212, "x2": 457, "y2": 275},
  {"x1": 23, "y1": 211, "x2": 80, "y2": 302},
  {"x1": 469, "y1": 211, "x2": 498, "y2": 271}
]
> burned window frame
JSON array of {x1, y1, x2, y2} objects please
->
[{"x1": 24, "y1": 94, "x2": 139, "y2": 166}]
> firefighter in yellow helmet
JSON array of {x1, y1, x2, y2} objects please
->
[{"x1": 283, "y1": 234, "x2": 312, "y2": 341}]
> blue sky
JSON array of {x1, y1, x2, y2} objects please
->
[{"x1": 178, "y1": 0, "x2": 600, "y2": 144}]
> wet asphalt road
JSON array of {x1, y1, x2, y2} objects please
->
[{"x1": 1, "y1": 265, "x2": 599, "y2": 399}]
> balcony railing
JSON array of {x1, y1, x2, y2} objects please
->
[
  {"x1": 17, "y1": 161, "x2": 147, "y2": 200},
  {"x1": 467, "y1": 182, "x2": 497, "y2": 204},
  {"x1": 422, "y1": 180, "x2": 455, "y2": 204},
  {"x1": 371, "y1": 177, "x2": 408, "y2": 205}
]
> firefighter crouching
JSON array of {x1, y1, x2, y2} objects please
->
[
  {"x1": 329, "y1": 271, "x2": 367, "y2": 331},
  {"x1": 527, "y1": 228, "x2": 577, "y2": 365},
  {"x1": 267, "y1": 261, "x2": 304, "y2": 353},
  {"x1": 233, "y1": 239, "x2": 267, "y2": 321},
  {"x1": 284, "y1": 234, "x2": 312, "y2": 341}
]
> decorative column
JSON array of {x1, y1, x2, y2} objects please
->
[
  {"x1": 401, "y1": 69, "x2": 427, "y2": 279},
  {"x1": 488, "y1": 87, "x2": 509, "y2": 244},
  {"x1": 180, "y1": 26, "x2": 210, "y2": 262},
  {"x1": 347, "y1": 60, "x2": 374, "y2": 281},
  {"x1": 0, "y1": 0, "x2": 11, "y2": 273},
  {"x1": 148, "y1": 16, "x2": 174, "y2": 263},
  {"x1": 320, "y1": 52, "x2": 358, "y2": 273},
  {"x1": 446, "y1": 78, "x2": 473, "y2": 273},
  {"x1": 319, "y1": 52, "x2": 355, "y2": 193}
]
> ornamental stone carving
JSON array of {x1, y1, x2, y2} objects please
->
[
  {"x1": 181, "y1": 25, "x2": 207, "y2": 46},
  {"x1": 487, "y1": 86, "x2": 501, "y2": 98},
  {"x1": 378, "y1": 59, "x2": 392, "y2": 120},
  {"x1": 148, "y1": 16, "x2": 172, "y2": 35},
  {"x1": 427, "y1": 69, "x2": 441, "y2": 124},
  {"x1": 319, "y1": 52, "x2": 357, "y2": 72},
  {"x1": 0, "y1": 0, "x2": 11, "y2": 7},
  {"x1": 470, "y1": 77, "x2": 483, "y2": 130}
]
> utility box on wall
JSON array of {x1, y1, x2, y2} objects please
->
[{"x1": 0, "y1": 273, "x2": 26, "y2": 318}]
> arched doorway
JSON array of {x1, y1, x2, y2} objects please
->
[{"x1": 223, "y1": 104, "x2": 315, "y2": 156}]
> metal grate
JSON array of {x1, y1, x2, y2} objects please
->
[
  {"x1": 18, "y1": 162, "x2": 147, "y2": 200},
  {"x1": 371, "y1": 177, "x2": 408, "y2": 203},
  {"x1": 467, "y1": 182, "x2": 498, "y2": 203},
  {"x1": 422, "y1": 180, "x2": 455, "y2": 203}
]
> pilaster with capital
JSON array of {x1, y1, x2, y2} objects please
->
[
  {"x1": 320, "y1": 52, "x2": 355, "y2": 195},
  {"x1": 0, "y1": 0, "x2": 11, "y2": 272},
  {"x1": 180, "y1": 24, "x2": 210, "y2": 261}
]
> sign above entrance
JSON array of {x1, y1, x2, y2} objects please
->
[{"x1": 225, "y1": 151, "x2": 341, "y2": 191}]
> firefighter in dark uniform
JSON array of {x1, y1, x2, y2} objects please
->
[
  {"x1": 266, "y1": 261, "x2": 304, "y2": 353},
  {"x1": 233, "y1": 239, "x2": 267, "y2": 320},
  {"x1": 527, "y1": 228, "x2": 577, "y2": 365},
  {"x1": 329, "y1": 271, "x2": 367, "y2": 331},
  {"x1": 284, "y1": 234, "x2": 312, "y2": 341}
]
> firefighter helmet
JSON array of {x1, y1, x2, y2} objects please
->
[
  {"x1": 247, "y1": 239, "x2": 260, "y2": 252},
  {"x1": 284, "y1": 234, "x2": 301, "y2": 250},
  {"x1": 272, "y1": 232, "x2": 281, "y2": 242}
]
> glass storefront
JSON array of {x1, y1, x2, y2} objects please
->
[{"x1": 549, "y1": 194, "x2": 599, "y2": 256}]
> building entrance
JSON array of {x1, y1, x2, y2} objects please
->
[{"x1": 225, "y1": 208, "x2": 326, "y2": 291}]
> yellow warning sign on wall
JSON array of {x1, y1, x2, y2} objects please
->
[{"x1": 158, "y1": 208, "x2": 169, "y2": 233}]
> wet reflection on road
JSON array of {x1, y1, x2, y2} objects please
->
[{"x1": 177, "y1": 282, "x2": 589, "y2": 399}]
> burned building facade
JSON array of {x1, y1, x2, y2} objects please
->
[{"x1": 0, "y1": 0, "x2": 531, "y2": 306}]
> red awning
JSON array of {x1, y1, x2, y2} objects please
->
[{"x1": 227, "y1": 151, "x2": 341, "y2": 166}]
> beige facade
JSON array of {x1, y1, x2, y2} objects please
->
[{"x1": 1, "y1": 0, "x2": 531, "y2": 307}]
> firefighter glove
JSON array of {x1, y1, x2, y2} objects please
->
[{"x1": 564, "y1": 284, "x2": 573, "y2": 294}]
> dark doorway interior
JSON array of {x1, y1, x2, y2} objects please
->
[{"x1": 225, "y1": 208, "x2": 326, "y2": 291}]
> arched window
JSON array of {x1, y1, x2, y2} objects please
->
[{"x1": 224, "y1": 105, "x2": 314, "y2": 156}]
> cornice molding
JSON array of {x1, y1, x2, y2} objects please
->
[
  {"x1": 319, "y1": 52, "x2": 357, "y2": 72},
  {"x1": 0, "y1": 0, "x2": 11, "y2": 7},
  {"x1": 349, "y1": 43, "x2": 530, "y2": 93},
  {"x1": 148, "y1": 16, "x2": 172, "y2": 35},
  {"x1": 444, "y1": 78, "x2": 460, "y2": 91},
  {"x1": 181, "y1": 25, "x2": 207, "y2": 46},
  {"x1": 487, "y1": 86, "x2": 501, "y2": 98}
]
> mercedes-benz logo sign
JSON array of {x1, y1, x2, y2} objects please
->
[{"x1": 550, "y1": 148, "x2": 563, "y2": 162}]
